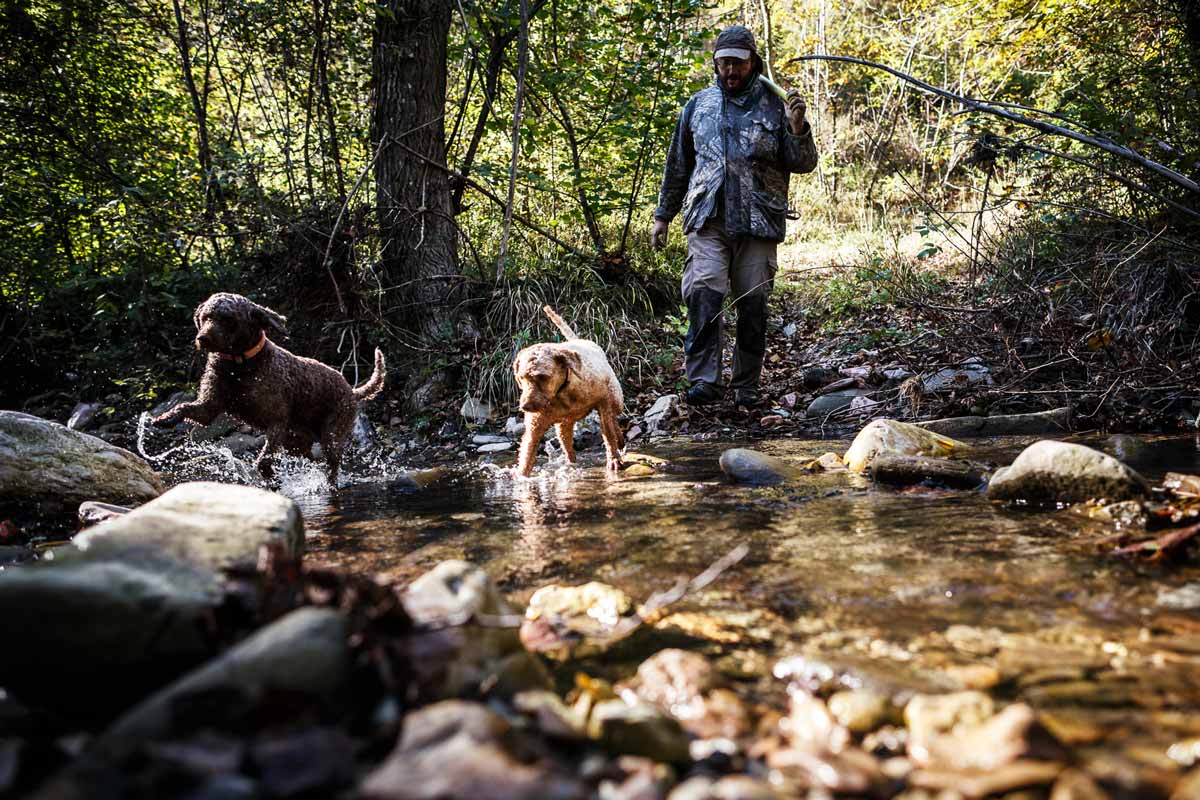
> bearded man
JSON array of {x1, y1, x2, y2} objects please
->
[{"x1": 652, "y1": 25, "x2": 817, "y2": 407}]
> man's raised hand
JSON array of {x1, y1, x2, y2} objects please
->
[{"x1": 785, "y1": 90, "x2": 808, "y2": 135}]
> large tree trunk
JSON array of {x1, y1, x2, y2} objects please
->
[{"x1": 371, "y1": 0, "x2": 461, "y2": 337}]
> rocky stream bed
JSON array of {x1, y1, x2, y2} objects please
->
[{"x1": 4, "y1": 407, "x2": 1200, "y2": 799}]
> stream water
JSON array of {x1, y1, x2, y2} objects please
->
[{"x1": 146, "y1": 423, "x2": 1200, "y2": 782}]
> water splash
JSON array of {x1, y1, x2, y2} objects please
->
[{"x1": 137, "y1": 411, "x2": 411, "y2": 494}]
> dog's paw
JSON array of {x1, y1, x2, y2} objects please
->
[
  {"x1": 150, "y1": 413, "x2": 175, "y2": 428},
  {"x1": 607, "y1": 456, "x2": 623, "y2": 472}
]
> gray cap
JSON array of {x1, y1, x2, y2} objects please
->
[{"x1": 714, "y1": 25, "x2": 757, "y2": 60}]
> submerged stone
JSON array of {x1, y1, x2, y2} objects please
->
[
  {"x1": 868, "y1": 454, "x2": 987, "y2": 489},
  {"x1": 521, "y1": 581, "x2": 637, "y2": 659},
  {"x1": 986, "y1": 440, "x2": 1150, "y2": 505},
  {"x1": 718, "y1": 448, "x2": 799, "y2": 485}
]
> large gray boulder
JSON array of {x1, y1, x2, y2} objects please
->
[
  {"x1": 0, "y1": 410, "x2": 163, "y2": 508},
  {"x1": 986, "y1": 440, "x2": 1150, "y2": 505},
  {"x1": 100, "y1": 607, "x2": 349, "y2": 750},
  {"x1": 0, "y1": 482, "x2": 304, "y2": 708}
]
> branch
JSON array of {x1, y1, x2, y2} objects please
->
[
  {"x1": 497, "y1": 0, "x2": 531, "y2": 277},
  {"x1": 390, "y1": 140, "x2": 592, "y2": 260},
  {"x1": 786, "y1": 54, "x2": 1200, "y2": 199}
]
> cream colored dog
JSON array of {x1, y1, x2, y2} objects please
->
[{"x1": 513, "y1": 306, "x2": 624, "y2": 476}]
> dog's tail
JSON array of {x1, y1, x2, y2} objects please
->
[
  {"x1": 353, "y1": 348, "x2": 386, "y2": 402},
  {"x1": 542, "y1": 305, "x2": 577, "y2": 340}
]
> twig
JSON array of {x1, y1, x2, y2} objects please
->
[
  {"x1": 391, "y1": 140, "x2": 592, "y2": 259},
  {"x1": 320, "y1": 137, "x2": 387, "y2": 313},
  {"x1": 785, "y1": 54, "x2": 1200, "y2": 199}
]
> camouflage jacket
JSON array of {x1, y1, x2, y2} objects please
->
[{"x1": 654, "y1": 75, "x2": 817, "y2": 243}]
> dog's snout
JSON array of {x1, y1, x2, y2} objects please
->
[{"x1": 196, "y1": 333, "x2": 212, "y2": 349}]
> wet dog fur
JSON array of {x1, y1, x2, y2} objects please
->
[
  {"x1": 153, "y1": 292, "x2": 385, "y2": 484},
  {"x1": 513, "y1": 306, "x2": 624, "y2": 476}
]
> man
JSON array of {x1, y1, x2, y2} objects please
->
[{"x1": 651, "y1": 25, "x2": 817, "y2": 407}]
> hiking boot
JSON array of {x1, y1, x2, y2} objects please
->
[
  {"x1": 685, "y1": 382, "x2": 723, "y2": 406},
  {"x1": 732, "y1": 388, "x2": 760, "y2": 407}
]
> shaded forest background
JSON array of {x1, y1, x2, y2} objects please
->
[{"x1": 2, "y1": 0, "x2": 1199, "y2": 425}]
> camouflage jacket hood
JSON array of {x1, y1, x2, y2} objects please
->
[{"x1": 654, "y1": 74, "x2": 817, "y2": 242}]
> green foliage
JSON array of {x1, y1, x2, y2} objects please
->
[{"x1": 2, "y1": 0, "x2": 1198, "y2": 407}]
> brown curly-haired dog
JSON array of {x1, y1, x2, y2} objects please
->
[
  {"x1": 153, "y1": 292, "x2": 385, "y2": 484},
  {"x1": 513, "y1": 306, "x2": 624, "y2": 476}
]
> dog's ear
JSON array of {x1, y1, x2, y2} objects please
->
[
  {"x1": 556, "y1": 351, "x2": 583, "y2": 378},
  {"x1": 251, "y1": 302, "x2": 288, "y2": 337}
]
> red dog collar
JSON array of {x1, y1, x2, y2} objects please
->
[{"x1": 218, "y1": 331, "x2": 268, "y2": 363}]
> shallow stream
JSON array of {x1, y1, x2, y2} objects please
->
[{"x1": 165, "y1": 429, "x2": 1200, "y2": 781}]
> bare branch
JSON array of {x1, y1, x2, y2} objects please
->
[{"x1": 787, "y1": 54, "x2": 1200, "y2": 200}]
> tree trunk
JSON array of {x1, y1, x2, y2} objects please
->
[{"x1": 371, "y1": 0, "x2": 461, "y2": 336}]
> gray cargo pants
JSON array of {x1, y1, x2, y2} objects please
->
[{"x1": 682, "y1": 220, "x2": 778, "y2": 390}]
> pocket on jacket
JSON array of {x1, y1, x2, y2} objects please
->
[
  {"x1": 750, "y1": 190, "x2": 787, "y2": 241},
  {"x1": 748, "y1": 115, "x2": 781, "y2": 160}
]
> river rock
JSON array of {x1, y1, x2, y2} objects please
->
[
  {"x1": 0, "y1": 411, "x2": 163, "y2": 510},
  {"x1": 869, "y1": 455, "x2": 987, "y2": 489},
  {"x1": 69, "y1": 481, "x2": 304, "y2": 573},
  {"x1": 77, "y1": 500, "x2": 131, "y2": 528},
  {"x1": 910, "y1": 702, "x2": 1065, "y2": 771},
  {"x1": 460, "y1": 396, "x2": 493, "y2": 424},
  {"x1": 806, "y1": 389, "x2": 872, "y2": 418},
  {"x1": 472, "y1": 433, "x2": 508, "y2": 445},
  {"x1": 643, "y1": 394, "x2": 679, "y2": 433},
  {"x1": 588, "y1": 700, "x2": 691, "y2": 763},
  {"x1": 631, "y1": 649, "x2": 750, "y2": 739},
  {"x1": 922, "y1": 360, "x2": 992, "y2": 393},
  {"x1": 843, "y1": 418, "x2": 970, "y2": 473},
  {"x1": 67, "y1": 401, "x2": 103, "y2": 431},
  {"x1": 828, "y1": 690, "x2": 895, "y2": 733},
  {"x1": 918, "y1": 407, "x2": 1071, "y2": 438},
  {"x1": 718, "y1": 448, "x2": 799, "y2": 485},
  {"x1": 909, "y1": 760, "x2": 1063, "y2": 798},
  {"x1": 669, "y1": 776, "x2": 781, "y2": 800},
  {"x1": 361, "y1": 700, "x2": 584, "y2": 800},
  {"x1": 986, "y1": 440, "x2": 1150, "y2": 505},
  {"x1": 97, "y1": 607, "x2": 347, "y2": 753},
  {"x1": 403, "y1": 560, "x2": 548, "y2": 697},
  {"x1": 0, "y1": 482, "x2": 304, "y2": 708},
  {"x1": 1158, "y1": 583, "x2": 1200, "y2": 610},
  {"x1": 520, "y1": 581, "x2": 637, "y2": 659},
  {"x1": 905, "y1": 691, "x2": 994, "y2": 744}
]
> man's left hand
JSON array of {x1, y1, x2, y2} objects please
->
[{"x1": 786, "y1": 90, "x2": 808, "y2": 135}]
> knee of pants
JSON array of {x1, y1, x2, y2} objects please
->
[
  {"x1": 683, "y1": 287, "x2": 725, "y2": 354},
  {"x1": 736, "y1": 292, "x2": 769, "y2": 355}
]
